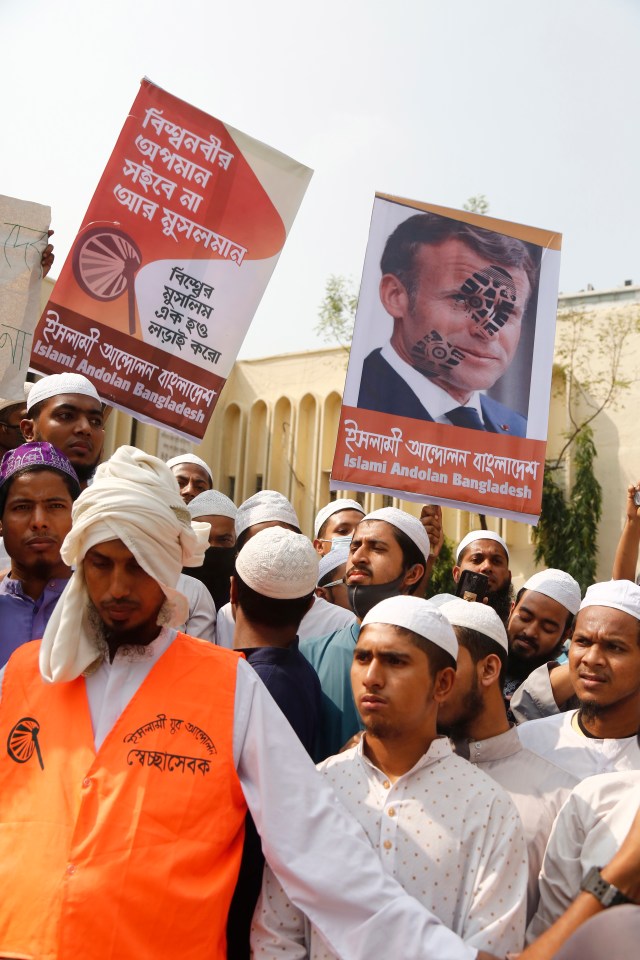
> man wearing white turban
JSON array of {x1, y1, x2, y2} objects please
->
[{"x1": 0, "y1": 447, "x2": 502, "y2": 960}]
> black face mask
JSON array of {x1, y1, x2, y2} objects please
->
[
  {"x1": 347, "y1": 574, "x2": 406, "y2": 620},
  {"x1": 183, "y1": 546, "x2": 236, "y2": 610}
]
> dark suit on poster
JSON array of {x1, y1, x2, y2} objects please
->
[{"x1": 357, "y1": 348, "x2": 527, "y2": 437}]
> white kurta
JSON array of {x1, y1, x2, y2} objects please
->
[
  {"x1": 215, "y1": 594, "x2": 355, "y2": 649},
  {"x1": 252, "y1": 736, "x2": 527, "y2": 958},
  {"x1": 1, "y1": 629, "x2": 479, "y2": 960},
  {"x1": 527, "y1": 769, "x2": 640, "y2": 942},
  {"x1": 176, "y1": 572, "x2": 217, "y2": 643},
  {"x1": 517, "y1": 709, "x2": 640, "y2": 779},
  {"x1": 453, "y1": 726, "x2": 578, "y2": 921}
]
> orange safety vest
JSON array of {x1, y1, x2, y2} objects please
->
[{"x1": 0, "y1": 634, "x2": 247, "y2": 960}]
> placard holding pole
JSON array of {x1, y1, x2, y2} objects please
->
[
  {"x1": 31, "y1": 78, "x2": 312, "y2": 440},
  {"x1": 330, "y1": 194, "x2": 562, "y2": 524}
]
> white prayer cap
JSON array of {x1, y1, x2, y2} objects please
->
[
  {"x1": 166, "y1": 453, "x2": 213, "y2": 482},
  {"x1": 235, "y1": 490, "x2": 300, "y2": 538},
  {"x1": 188, "y1": 489, "x2": 236, "y2": 521},
  {"x1": 0, "y1": 382, "x2": 32, "y2": 416},
  {"x1": 456, "y1": 530, "x2": 509, "y2": 562},
  {"x1": 427, "y1": 592, "x2": 458, "y2": 609},
  {"x1": 579, "y1": 580, "x2": 640, "y2": 621},
  {"x1": 314, "y1": 498, "x2": 364, "y2": 538},
  {"x1": 438, "y1": 597, "x2": 509, "y2": 652},
  {"x1": 235, "y1": 527, "x2": 319, "y2": 599},
  {"x1": 318, "y1": 541, "x2": 351, "y2": 584},
  {"x1": 361, "y1": 595, "x2": 458, "y2": 660},
  {"x1": 362, "y1": 507, "x2": 431, "y2": 563},
  {"x1": 39, "y1": 446, "x2": 210, "y2": 684},
  {"x1": 523, "y1": 569, "x2": 581, "y2": 616},
  {"x1": 27, "y1": 373, "x2": 101, "y2": 411}
]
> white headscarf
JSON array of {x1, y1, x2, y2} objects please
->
[{"x1": 39, "y1": 446, "x2": 209, "y2": 683}]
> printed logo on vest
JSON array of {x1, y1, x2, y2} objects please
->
[
  {"x1": 7, "y1": 716, "x2": 44, "y2": 769},
  {"x1": 123, "y1": 713, "x2": 217, "y2": 776}
]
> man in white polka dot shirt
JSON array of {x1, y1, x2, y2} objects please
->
[{"x1": 252, "y1": 596, "x2": 527, "y2": 958}]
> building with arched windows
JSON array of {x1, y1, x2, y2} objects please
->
[{"x1": 39, "y1": 278, "x2": 640, "y2": 587}]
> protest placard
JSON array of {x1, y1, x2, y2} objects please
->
[
  {"x1": 31, "y1": 78, "x2": 312, "y2": 439},
  {"x1": 330, "y1": 194, "x2": 562, "y2": 524},
  {"x1": 0, "y1": 195, "x2": 50, "y2": 399}
]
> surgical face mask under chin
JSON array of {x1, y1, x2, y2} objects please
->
[{"x1": 347, "y1": 574, "x2": 406, "y2": 619}]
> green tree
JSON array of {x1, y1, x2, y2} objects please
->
[
  {"x1": 463, "y1": 195, "x2": 490, "y2": 215},
  {"x1": 425, "y1": 536, "x2": 457, "y2": 598},
  {"x1": 315, "y1": 275, "x2": 358, "y2": 350},
  {"x1": 532, "y1": 305, "x2": 640, "y2": 589}
]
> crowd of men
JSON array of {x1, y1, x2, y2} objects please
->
[{"x1": 0, "y1": 370, "x2": 639, "y2": 960}]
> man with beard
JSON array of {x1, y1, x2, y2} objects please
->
[
  {"x1": 518, "y1": 580, "x2": 640, "y2": 779},
  {"x1": 217, "y1": 491, "x2": 355, "y2": 649},
  {"x1": 300, "y1": 507, "x2": 429, "y2": 759},
  {"x1": 21, "y1": 373, "x2": 105, "y2": 489},
  {"x1": 453, "y1": 530, "x2": 513, "y2": 623},
  {"x1": 254, "y1": 595, "x2": 527, "y2": 958},
  {"x1": 0, "y1": 446, "x2": 503, "y2": 960},
  {"x1": 436, "y1": 597, "x2": 577, "y2": 920},
  {"x1": 0, "y1": 442, "x2": 80, "y2": 666},
  {"x1": 186, "y1": 489, "x2": 237, "y2": 611},
  {"x1": 504, "y1": 568, "x2": 581, "y2": 720}
]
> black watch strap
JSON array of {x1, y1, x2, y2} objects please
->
[{"x1": 581, "y1": 865, "x2": 632, "y2": 907}]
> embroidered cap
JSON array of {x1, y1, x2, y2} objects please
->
[
  {"x1": 314, "y1": 499, "x2": 364, "y2": 538},
  {"x1": 187, "y1": 489, "x2": 236, "y2": 520},
  {"x1": 456, "y1": 530, "x2": 509, "y2": 562},
  {"x1": 235, "y1": 527, "x2": 319, "y2": 599},
  {"x1": 0, "y1": 442, "x2": 80, "y2": 512},
  {"x1": 579, "y1": 580, "x2": 640, "y2": 621},
  {"x1": 361, "y1": 507, "x2": 431, "y2": 563},
  {"x1": 318, "y1": 541, "x2": 351, "y2": 584},
  {"x1": 438, "y1": 597, "x2": 509, "y2": 652},
  {"x1": 235, "y1": 490, "x2": 300, "y2": 538},
  {"x1": 26, "y1": 373, "x2": 101, "y2": 411},
  {"x1": 361, "y1": 595, "x2": 458, "y2": 660},
  {"x1": 522, "y1": 569, "x2": 581, "y2": 616},
  {"x1": 166, "y1": 453, "x2": 213, "y2": 482}
]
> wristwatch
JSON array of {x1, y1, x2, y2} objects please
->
[{"x1": 581, "y1": 865, "x2": 632, "y2": 907}]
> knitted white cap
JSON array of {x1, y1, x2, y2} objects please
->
[
  {"x1": 187, "y1": 489, "x2": 236, "y2": 521},
  {"x1": 456, "y1": 530, "x2": 509, "y2": 562},
  {"x1": 579, "y1": 580, "x2": 640, "y2": 621},
  {"x1": 235, "y1": 527, "x2": 319, "y2": 599},
  {"x1": 166, "y1": 453, "x2": 213, "y2": 482},
  {"x1": 318, "y1": 541, "x2": 351, "y2": 584},
  {"x1": 427, "y1": 592, "x2": 458, "y2": 609},
  {"x1": 361, "y1": 595, "x2": 458, "y2": 660},
  {"x1": 0, "y1": 382, "x2": 32, "y2": 416},
  {"x1": 438, "y1": 597, "x2": 509, "y2": 652},
  {"x1": 523, "y1": 569, "x2": 581, "y2": 616},
  {"x1": 235, "y1": 490, "x2": 300, "y2": 538},
  {"x1": 26, "y1": 374, "x2": 101, "y2": 411},
  {"x1": 362, "y1": 507, "x2": 430, "y2": 563},
  {"x1": 314, "y1": 498, "x2": 364, "y2": 538}
]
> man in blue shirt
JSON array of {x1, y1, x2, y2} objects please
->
[{"x1": 0, "y1": 442, "x2": 80, "y2": 666}]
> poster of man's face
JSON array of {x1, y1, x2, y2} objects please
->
[{"x1": 344, "y1": 197, "x2": 557, "y2": 441}]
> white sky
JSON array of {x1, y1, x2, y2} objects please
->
[{"x1": 2, "y1": 0, "x2": 638, "y2": 359}]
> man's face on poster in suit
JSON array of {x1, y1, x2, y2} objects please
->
[{"x1": 383, "y1": 237, "x2": 531, "y2": 405}]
